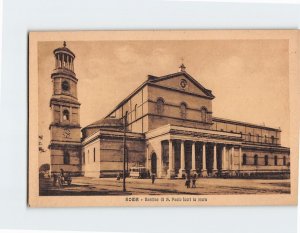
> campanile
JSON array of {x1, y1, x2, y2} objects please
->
[{"x1": 49, "y1": 42, "x2": 82, "y2": 175}]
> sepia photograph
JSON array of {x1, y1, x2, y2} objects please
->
[{"x1": 28, "y1": 30, "x2": 299, "y2": 207}]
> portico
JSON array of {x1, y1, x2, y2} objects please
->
[{"x1": 146, "y1": 124, "x2": 243, "y2": 178}]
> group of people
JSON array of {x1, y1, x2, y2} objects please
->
[
  {"x1": 185, "y1": 174, "x2": 197, "y2": 188},
  {"x1": 151, "y1": 173, "x2": 197, "y2": 188},
  {"x1": 52, "y1": 168, "x2": 72, "y2": 187},
  {"x1": 116, "y1": 171, "x2": 198, "y2": 188}
]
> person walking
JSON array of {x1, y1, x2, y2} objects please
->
[
  {"x1": 192, "y1": 174, "x2": 197, "y2": 188},
  {"x1": 151, "y1": 173, "x2": 156, "y2": 184},
  {"x1": 185, "y1": 176, "x2": 191, "y2": 188}
]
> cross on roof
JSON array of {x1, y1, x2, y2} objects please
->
[{"x1": 179, "y1": 57, "x2": 186, "y2": 72}]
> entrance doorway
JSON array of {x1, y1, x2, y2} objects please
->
[{"x1": 151, "y1": 153, "x2": 157, "y2": 175}]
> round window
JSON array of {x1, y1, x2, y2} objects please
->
[
  {"x1": 180, "y1": 79, "x2": 187, "y2": 89},
  {"x1": 62, "y1": 80, "x2": 70, "y2": 91}
]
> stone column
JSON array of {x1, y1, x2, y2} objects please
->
[
  {"x1": 178, "y1": 140, "x2": 186, "y2": 178},
  {"x1": 226, "y1": 146, "x2": 230, "y2": 170},
  {"x1": 191, "y1": 142, "x2": 196, "y2": 175},
  {"x1": 167, "y1": 140, "x2": 175, "y2": 178},
  {"x1": 230, "y1": 146, "x2": 235, "y2": 171},
  {"x1": 158, "y1": 141, "x2": 163, "y2": 178},
  {"x1": 71, "y1": 58, "x2": 74, "y2": 71},
  {"x1": 213, "y1": 143, "x2": 217, "y2": 171},
  {"x1": 55, "y1": 54, "x2": 58, "y2": 68},
  {"x1": 201, "y1": 142, "x2": 207, "y2": 177},
  {"x1": 222, "y1": 145, "x2": 227, "y2": 171},
  {"x1": 58, "y1": 54, "x2": 60, "y2": 68},
  {"x1": 239, "y1": 146, "x2": 242, "y2": 170},
  {"x1": 146, "y1": 145, "x2": 149, "y2": 171},
  {"x1": 60, "y1": 54, "x2": 62, "y2": 68}
]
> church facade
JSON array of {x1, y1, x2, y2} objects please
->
[{"x1": 49, "y1": 43, "x2": 290, "y2": 179}]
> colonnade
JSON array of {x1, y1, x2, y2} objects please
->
[{"x1": 163, "y1": 139, "x2": 242, "y2": 178}]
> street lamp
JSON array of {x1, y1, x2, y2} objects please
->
[{"x1": 123, "y1": 112, "x2": 127, "y2": 192}]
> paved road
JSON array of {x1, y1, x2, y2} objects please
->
[{"x1": 40, "y1": 176, "x2": 290, "y2": 196}]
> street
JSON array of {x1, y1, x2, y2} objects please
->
[{"x1": 40, "y1": 176, "x2": 290, "y2": 196}]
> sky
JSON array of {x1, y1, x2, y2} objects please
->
[{"x1": 38, "y1": 39, "x2": 289, "y2": 152}]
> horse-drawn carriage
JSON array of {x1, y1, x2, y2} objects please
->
[{"x1": 52, "y1": 170, "x2": 72, "y2": 187}]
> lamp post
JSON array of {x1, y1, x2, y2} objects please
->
[{"x1": 123, "y1": 112, "x2": 127, "y2": 192}]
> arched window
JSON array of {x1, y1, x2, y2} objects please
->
[
  {"x1": 264, "y1": 155, "x2": 269, "y2": 166},
  {"x1": 201, "y1": 107, "x2": 207, "y2": 122},
  {"x1": 242, "y1": 154, "x2": 247, "y2": 165},
  {"x1": 283, "y1": 156, "x2": 286, "y2": 166},
  {"x1": 134, "y1": 104, "x2": 137, "y2": 120},
  {"x1": 87, "y1": 150, "x2": 90, "y2": 163},
  {"x1": 180, "y1": 102, "x2": 187, "y2": 119},
  {"x1": 156, "y1": 98, "x2": 165, "y2": 114},
  {"x1": 93, "y1": 148, "x2": 96, "y2": 162},
  {"x1": 254, "y1": 154, "x2": 258, "y2": 165},
  {"x1": 274, "y1": 155, "x2": 278, "y2": 166},
  {"x1": 63, "y1": 151, "x2": 70, "y2": 164},
  {"x1": 271, "y1": 136, "x2": 275, "y2": 144},
  {"x1": 63, "y1": 109, "x2": 70, "y2": 121}
]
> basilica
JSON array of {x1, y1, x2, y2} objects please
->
[{"x1": 49, "y1": 43, "x2": 290, "y2": 179}]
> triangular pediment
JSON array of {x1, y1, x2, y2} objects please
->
[{"x1": 148, "y1": 71, "x2": 214, "y2": 99}]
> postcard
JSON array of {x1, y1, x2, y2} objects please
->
[{"x1": 28, "y1": 30, "x2": 300, "y2": 207}]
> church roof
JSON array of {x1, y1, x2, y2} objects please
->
[
  {"x1": 85, "y1": 117, "x2": 123, "y2": 129},
  {"x1": 53, "y1": 41, "x2": 75, "y2": 57},
  {"x1": 149, "y1": 71, "x2": 215, "y2": 98}
]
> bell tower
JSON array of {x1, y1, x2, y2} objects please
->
[{"x1": 49, "y1": 42, "x2": 82, "y2": 175}]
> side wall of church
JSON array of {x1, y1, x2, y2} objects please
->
[
  {"x1": 108, "y1": 86, "x2": 148, "y2": 133},
  {"x1": 240, "y1": 148, "x2": 290, "y2": 173},
  {"x1": 82, "y1": 139, "x2": 101, "y2": 177},
  {"x1": 82, "y1": 136, "x2": 146, "y2": 178},
  {"x1": 212, "y1": 119, "x2": 281, "y2": 145},
  {"x1": 98, "y1": 138, "x2": 145, "y2": 177}
]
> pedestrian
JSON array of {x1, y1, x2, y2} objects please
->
[
  {"x1": 116, "y1": 173, "x2": 120, "y2": 181},
  {"x1": 60, "y1": 168, "x2": 65, "y2": 185},
  {"x1": 60, "y1": 168, "x2": 65, "y2": 177},
  {"x1": 192, "y1": 174, "x2": 197, "y2": 188},
  {"x1": 151, "y1": 173, "x2": 156, "y2": 184},
  {"x1": 185, "y1": 177, "x2": 190, "y2": 188}
]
